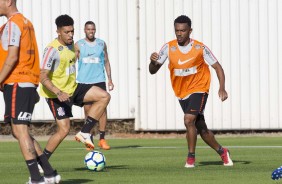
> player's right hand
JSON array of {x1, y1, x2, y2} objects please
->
[{"x1": 150, "y1": 52, "x2": 159, "y2": 63}]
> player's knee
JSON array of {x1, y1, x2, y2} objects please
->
[
  {"x1": 11, "y1": 131, "x2": 18, "y2": 140},
  {"x1": 103, "y1": 91, "x2": 111, "y2": 102},
  {"x1": 57, "y1": 124, "x2": 70, "y2": 137},
  {"x1": 195, "y1": 114, "x2": 209, "y2": 134},
  {"x1": 184, "y1": 115, "x2": 195, "y2": 129}
]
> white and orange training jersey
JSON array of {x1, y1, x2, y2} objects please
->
[
  {"x1": 0, "y1": 13, "x2": 40, "y2": 85},
  {"x1": 156, "y1": 39, "x2": 218, "y2": 99}
]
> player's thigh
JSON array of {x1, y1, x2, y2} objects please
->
[
  {"x1": 55, "y1": 118, "x2": 71, "y2": 133},
  {"x1": 11, "y1": 123, "x2": 29, "y2": 139},
  {"x1": 179, "y1": 93, "x2": 208, "y2": 115},
  {"x1": 46, "y1": 98, "x2": 73, "y2": 119},
  {"x1": 92, "y1": 82, "x2": 106, "y2": 91},
  {"x1": 83, "y1": 86, "x2": 110, "y2": 102}
]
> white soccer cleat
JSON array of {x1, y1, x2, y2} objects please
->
[
  {"x1": 75, "y1": 131, "x2": 95, "y2": 150},
  {"x1": 26, "y1": 177, "x2": 45, "y2": 184},
  {"x1": 44, "y1": 170, "x2": 61, "y2": 184}
]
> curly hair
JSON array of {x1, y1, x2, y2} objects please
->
[
  {"x1": 55, "y1": 14, "x2": 74, "y2": 28},
  {"x1": 174, "y1": 15, "x2": 192, "y2": 27}
]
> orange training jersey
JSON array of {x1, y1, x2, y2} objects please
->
[
  {"x1": 163, "y1": 39, "x2": 217, "y2": 99},
  {"x1": 0, "y1": 13, "x2": 40, "y2": 84}
]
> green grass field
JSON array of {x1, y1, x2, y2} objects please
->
[{"x1": 0, "y1": 135, "x2": 282, "y2": 184}]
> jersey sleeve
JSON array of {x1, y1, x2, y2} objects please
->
[
  {"x1": 203, "y1": 45, "x2": 218, "y2": 65},
  {"x1": 156, "y1": 43, "x2": 169, "y2": 64},
  {"x1": 6, "y1": 21, "x2": 21, "y2": 47},
  {"x1": 41, "y1": 46, "x2": 60, "y2": 71}
]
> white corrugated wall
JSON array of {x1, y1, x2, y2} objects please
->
[
  {"x1": 0, "y1": 0, "x2": 139, "y2": 121},
  {"x1": 139, "y1": 0, "x2": 282, "y2": 130},
  {"x1": 0, "y1": 0, "x2": 281, "y2": 131}
]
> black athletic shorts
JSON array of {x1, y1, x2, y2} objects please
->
[
  {"x1": 179, "y1": 93, "x2": 208, "y2": 115},
  {"x1": 46, "y1": 83, "x2": 92, "y2": 120},
  {"x1": 82, "y1": 82, "x2": 106, "y2": 105},
  {"x1": 3, "y1": 83, "x2": 39, "y2": 124}
]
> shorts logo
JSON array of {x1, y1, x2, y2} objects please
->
[
  {"x1": 57, "y1": 107, "x2": 65, "y2": 116},
  {"x1": 18, "y1": 112, "x2": 32, "y2": 121}
]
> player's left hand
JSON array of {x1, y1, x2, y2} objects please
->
[
  {"x1": 218, "y1": 88, "x2": 228, "y2": 101},
  {"x1": 108, "y1": 81, "x2": 114, "y2": 91}
]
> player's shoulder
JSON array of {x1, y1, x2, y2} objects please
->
[
  {"x1": 96, "y1": 38, "x2": 105, "y2": 44},
  {"x1": 191, "y1": 39, "x2": 206, "y2": 50},
  {"x1": 76, "y1": 38, "x2": 85, "y2": 45},
  {"x1": 191, "y1": 39, "x2": 204, "y2": 46},
  {"x1": 43, "y1": 45, "x2": 58, "y2": 56},
  {"x1": 168, "y1": 39, "x2": 177, "y2": 45}
]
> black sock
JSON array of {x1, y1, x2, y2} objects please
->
[
  {"x1": 38, "y1": 154, "x2": 54, "y2": 176},
  {"x1": 188, "y1": 152, "x2": 195, "y2": 158},
  {"x1": 26, "y1": 159, "x2": 42, "y2": 181},
  {"x1": 43, "y1": 148, "x2": 53, "y2": 159},
  {"x1": 217, "y1": 146, "x2": 224, "y2": 155},
  {"x1": 81, "y1": 116, "x2": 98, "y2": 133},
  {"x1": 99, "y1": 131, "x2": 105, "y2": 140}
]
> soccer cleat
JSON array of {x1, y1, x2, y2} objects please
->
[
  {"x1": 184, "y1": 157, "x2": 195, "y2": 168},
  {"x1": 220, "y1": 148, "x2": 233, "y2": 166},
  {"x1": 75, "y1": 131, "x2": 95, "y2": 150},
  {"x1": 44, "y1": 170, "x2": 61, "y2": 184},
  {"x1": 98, "y1": 139, "x2": 111, "y2": 150},
  {"x1": 26, "y1": 177, "x2": 45, "y2": 184},
  {"x1": 38, "y1": 163, "x2": 44, "y2": 174}
]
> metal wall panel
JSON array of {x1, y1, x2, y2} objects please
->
[
  {"x1": 0, "y1": 0, "x2": 281, "y2": 131},
  {"x1": 139, "y1": 0, "x2": 282, "y2": 130},
  {"x1": 0, "y1": 0, "x2": 138, "y2": 121}
]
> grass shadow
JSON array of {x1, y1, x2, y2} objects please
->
[
  {"x1": 61, "y1": 179, "x2": 93, "y2": 184},
  {"x1": 199, "y1": 160, "x2": 251, "y2": 166},
  {"x1": 74, "y1": 164, "x2": 129, "y2": 172},
  {"x1": 105, "y1": 165, "x2": 129, "y2": 170},
  {"x1": 109, "y1": 145, "x2": 141, "y2": 149}
]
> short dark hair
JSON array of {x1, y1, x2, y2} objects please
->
[
  {"x1": 174, "y1": 15, "x2": 192, "y2": 27},
  {"x1": 55, "y1": 14, "x2": 74, "y2": 28},
  {"x1": 85, "y1": 21, "x2": 95, "y2": 27}
]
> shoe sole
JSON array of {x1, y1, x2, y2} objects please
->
[{"x1": 184, "y1": 164, "x2": 195, "y2": 168}]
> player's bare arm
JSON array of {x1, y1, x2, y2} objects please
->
[
  {"x1": 0, "y1": 46, "x2": 19, "y2": 90},
  {"x1": 104, "y1": 43, "x2": 114, "y2": 91},
  {"x1": 149, "y1": 52, "x2": 162, "y2": 74},
  {"x1": 40, "y1": 69, "x2": 70, "y2": 102},
  {"x1": 211, "y1": 61, "x2": 228, "y2": 101}
]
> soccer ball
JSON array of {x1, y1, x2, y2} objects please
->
[
  {"x1": 271, "y1": 166, "x2": 282, "y2": 180},
  {"x1": 84, "y1": 151, "x2": 106, "y2": 171}
]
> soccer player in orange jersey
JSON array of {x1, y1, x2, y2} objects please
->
[
  {"x1": 149, "y1": 15, "x2": 233, "y2": 168},
  {"x1": 0, "y1": 0, "x2": 60, "y2": 183}
]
